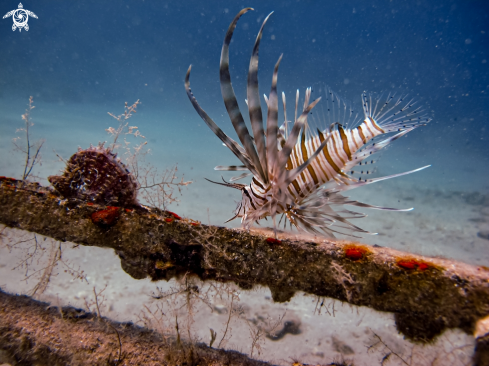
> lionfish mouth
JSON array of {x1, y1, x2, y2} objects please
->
[{"x1": 184, "y1": 8, "x2": 431, "y2": 238}]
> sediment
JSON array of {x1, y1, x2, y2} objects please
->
[{"x1": 0, "y1": 288, "x2": 271, "y2": 366}]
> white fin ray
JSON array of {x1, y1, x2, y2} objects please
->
[
  {"x1": 214, "y1": 165, "x2": 249, "y2": 171},
  {"x1": 229, "y1": 172, "x2": 253, "y2": 182}
]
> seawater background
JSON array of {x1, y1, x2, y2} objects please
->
[{"x1": 0, "y1": 1, "x2": 488, "y2": 365}]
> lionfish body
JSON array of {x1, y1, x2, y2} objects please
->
[{"x1": 185, "y1": 8, "x2": 431, "y2": 237}]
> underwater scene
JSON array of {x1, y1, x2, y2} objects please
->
[{"x1": 1, "y1": 0, "x2": 488, "y2": 365}]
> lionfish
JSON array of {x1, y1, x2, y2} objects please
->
[{"x1": 185, "y1": 8, "x2": 431, "y2": 237}]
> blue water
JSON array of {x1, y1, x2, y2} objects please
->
[
  {"x1": 1, "y1": 1, "x2": 489, "y2": 364},
  {"x1": 2, "y1": 1, "x2": 489, "y2": 137}
]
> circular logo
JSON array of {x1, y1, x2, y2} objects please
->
[{"x1": 13, "y1": 9, "x2": 28, "y2": 28}]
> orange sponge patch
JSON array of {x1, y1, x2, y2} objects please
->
[
  {"x1": 397, "y1": 258, "x2": 432, "y2": 271},
  {"x1": 344, "y1": 245, "x2": 369, "y2": 261},
  {"x1": 91, "y1": 207, "x2": 120, "y2": 227},
  {"x1": 166, "y1": 211, "x2": 182, "y2": 220}
]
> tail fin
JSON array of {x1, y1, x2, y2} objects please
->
[{"x1": 362, "y1": 92, "x2": 432, "y2": 133}]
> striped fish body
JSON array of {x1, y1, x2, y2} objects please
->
[
  {"x1": 242, "y1": 119, "x2": 383, "y2": 215},
  {"x1": 185, "y1": 9, "x2": 430, "y2": 237},
  {"x1": 235, "y1": 116, "x2": 398, "y2": 226},
  {"x1": 286, "y1": 119, "x2": 384, "y2": 198}
]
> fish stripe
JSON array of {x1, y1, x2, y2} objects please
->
[
  {"x1": 214, "y1": 165, "x2": 248, "y2": 171},
  {"x1": 344, "y1": 130, "x2": 357, "y2": 153},
  {"x1": 185, "y1": 66, "x2": 256, "y2": 174},
  {"x1": 287, "y1": 185, "x2": 297, "y2": 199},
  {"x1": 363, "y1": 118, "x2": 377, "y2": 138},
  {"x1": 302, "y1": 131, "x2": 319, "y2": 186},
  {"x1": 291, "y1": 177, "x2": 303, "y2": 196},
  {"x1": 250, "y1": 185, "x2": 267, "y2": 202},
  {"x1": 351, "y1": 129, "x2": 364, "y2": 149},
  {"x1": 266, "y1": 55, "x2": 282, "y2": 179},
  {"x1": 318, "y1": 130, "x2": 341, "y2": 174},
  {"x1": 247, "y1": 12, "x2": 274, "y2": 183},
  {"x1": 338, "y1": 126, "x2": 352, "y2": 160},
  {"x1": 369, "y1": 117, "x2": 385, "y2": 134},
  {"x1": 252, "y1": 177, "x2": 265, "y2": 190},
  {"x1": 330, "y1": 130, "x2": 347, "y2": 167},
  {"x1": 219, "y1": 7, "x2": 266, "y2": 182},
  {"x1": 242, "y1": 188, "x2": 256, "y2": 210},
  {"x1": 309, "y1": 136, "x2": 331, "y2": 182},
  {"x1": 298, "y1": 132, "x2": 309, "y2": 185},
  {"x1": 357, "y1": 125, "x2": 367, "y2": 144},
  {"x1": 284, "y1": 129, "x2": 331, "y2": 188},
  {"x1": 313, "y1": 130, "x2": 333, "y2": 180}
]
